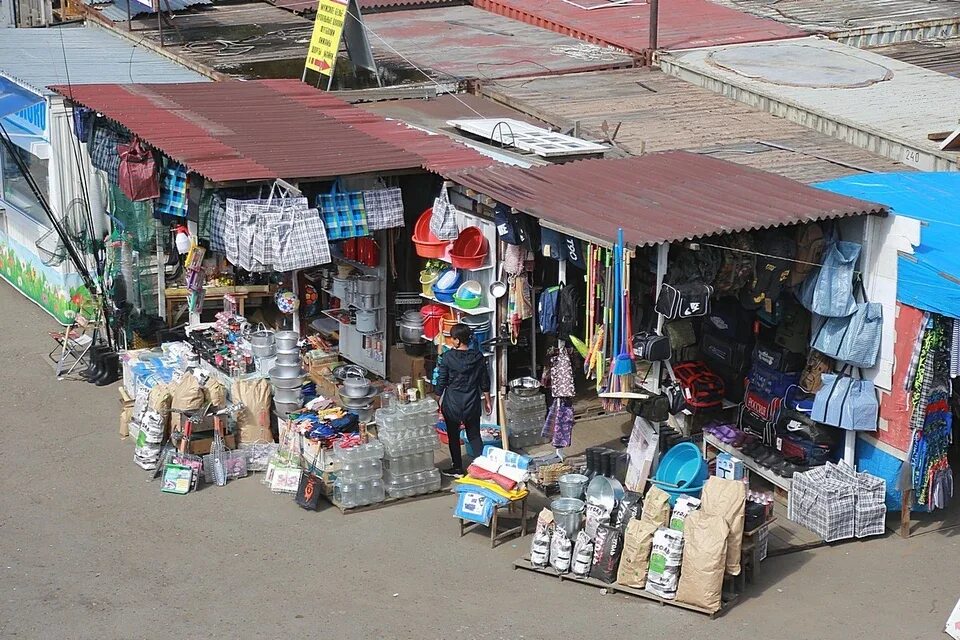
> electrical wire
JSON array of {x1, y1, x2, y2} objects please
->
[{"x1": 694, "y1": 240, "x2": 866, "y2": 276}]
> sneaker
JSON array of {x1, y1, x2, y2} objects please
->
[{"x1": 440, "y1": 466, "x2": 464, "y2": 478}]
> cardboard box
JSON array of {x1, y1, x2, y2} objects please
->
[
  {"x1": 388, "y1": 345, "x2": 426, "y2": 383},
  {"x1": 119, "y1": 387, "x2": 134, "y2": 439},
  {"x1": 716, "y1": 452, "x2": 744, "y2": 481},
  {"x1": 188, "y1": 433, "x2": 236, "y2": 455}
]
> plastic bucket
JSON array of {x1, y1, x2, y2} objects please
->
[{"x1": 420, "y1": 270, "x2": 439, "y2": 296}]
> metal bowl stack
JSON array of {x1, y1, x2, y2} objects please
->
[
  {"x1": 269, "y1": 333, "x2": 304, "y2": 415},
  {"x1": 338, "y1": 374, "x2": 377, "y2": 419}
]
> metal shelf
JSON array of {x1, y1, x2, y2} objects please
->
[
  {"x1": 419, "y1": 293, "x2": 493, "y2": 316},
  {"x1": 319, "y1": 288, "x2": 383, "y2": 311},
  {"x1": 332, "y1": 255, "x2": 379, "y2": 276}
]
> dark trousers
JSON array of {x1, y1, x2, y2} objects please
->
[{"x1": 441, "y1": 406, "x2": 482, "y2": 471}]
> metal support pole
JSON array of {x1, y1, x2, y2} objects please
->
[{"x1": 648, "y1": 0, "x2": 659, "y2": 61}]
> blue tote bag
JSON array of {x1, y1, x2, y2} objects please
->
[
  {"x1": 811, "y1": 370, "x2": 878, "y2": 431},
  {"x1": 811, "y1": 302, "x2": 883, "y2": 368},
  {"x1": 800, "y1": 241, "x2": 861, "y2": 318}
]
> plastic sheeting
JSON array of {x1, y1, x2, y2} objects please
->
[{"x1": 815, "y1": 173, "x2": 960, "y2": 319}]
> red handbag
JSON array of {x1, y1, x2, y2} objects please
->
[{"x1": 118, "y1": 138, "x2": 159, "y2": 202}]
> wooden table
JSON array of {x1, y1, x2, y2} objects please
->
[
  {"x1": 164, "y1": 285, "x2": 275, "y2": 325},
  {"x1": 459, "y1": 496, "x2": 531, "y2": 548}
]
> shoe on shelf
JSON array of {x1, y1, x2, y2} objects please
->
[{"x1": 440, "y1": 466, "x2": 463, "y2": 478}]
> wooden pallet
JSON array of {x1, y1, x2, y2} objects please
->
[
  {"x1": 323, "y1": 487, "x2": 449, "y2": 515},
  {"x1": 513, "y1": 556, "x2": 737, "y2": 618}
]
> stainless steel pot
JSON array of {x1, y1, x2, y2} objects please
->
[
  {"x1": 400, "y1": 311, "x2": 425, "y2": 344},
  {"x1": 357, "y1": 293, "x2": 379, "y2": 309},
  {"x1": 273, "y1": 386, "x2": 302, "y2": 403},
  {"x1": 354, "y1": 275, "x2": 379, "y2": 295},
  {"x1": 339, "y1": 389, "x2": 378, "y2": 407},
  {"x1": 274, "y1": 349, "x2": 301, "y2": 366},
  {"x1": 355, "y1": 309, "x2": 378, "y2": 334},
  {"x1": 274, "y1": 330, "x2": 299, "y2": 352},
  {"x1": 269, "y1": 363, "x2": 303, "y2": 379}
]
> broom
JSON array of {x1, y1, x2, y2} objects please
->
[{"x1": 612, "y1": 229, "x2": 634, "y2": 377}]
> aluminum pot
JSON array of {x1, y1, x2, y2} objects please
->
[
  {"x1": 248, "y1": 324, "x2": 275, "y2": 348},
  {"x1": 354, "y1": 275, "x2": 379, "y2": 295},
  {"x1": 558, "y1": 473, "x2": 589, "y2": 499},
  {"x1": 274, "y1": 330, "x2": 299, "y2": 352},
  {"x1": 273, "y1": 386, "x2": 302, "y2": 403},
  {"x1": 269, "y1": 362, "x2": 303, "y2": 379},
  {"x1": 341, "y1": 376, "x2": 371, "y2": 397},
  {"x1": 355, "y1": 309, "x2": 378, "y2": 334},
  {"x1": 274, "y1": 349, "x2": 301, "y2": 366},
  {"x1": 331, "y1": 276, "x2": 350, "y2": 299},
  {"x1": 274, "y1": 400, "x2": 301, "y2": 416},
  {"x1": 251, "y1": 343, "x2": 277, "y2": 359},
  {"x1": 333, "y1": 364, "x2": 366, "y2": 381},
  {"x1": 550, "y1": 497, "x2": 585, "y2": 538},
  {"x1": 399, "y1": 311, "x2": 425, "y2": 344},
  {"x1": 339, "y1": 389, "x2": 378, "y2": 408},
  {"x1": 271, "y1": 374, "x2": 304, "y2": 389},
  {"x1": 509, "y1": 376, "x2": 542, "y2": 397},
  {"x1": 358, "y1": 293, "x2": 379, "y2": 309}
]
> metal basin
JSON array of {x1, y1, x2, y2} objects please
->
[{"x1": 585, "y1": 476, "x2": 626, "y2": 513}]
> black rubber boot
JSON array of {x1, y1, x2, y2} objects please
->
[
  {"x1": 84, "y1": 349, "x2": 108, "y2": 383},
  {"x1": 95, "y1": 352, "x2": 120, "y2": 386},
  {"x1": 80, "y1": 346, "x2": 109, "y2": 380}
]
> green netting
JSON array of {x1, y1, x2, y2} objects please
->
[{"x1": 108, "y1": 183, "x2": 156, "y2": 252}]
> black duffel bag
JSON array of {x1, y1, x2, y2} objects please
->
[
  {"x1": 632, "y1": 331, "x2": 671, "y2": 361},
  {"x1": 655, "y1": 282, "x2": 713, "y2": 320}
]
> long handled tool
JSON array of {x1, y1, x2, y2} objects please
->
[{"x1": 612, "y1": 229, "x2": 634, "y2": 377}]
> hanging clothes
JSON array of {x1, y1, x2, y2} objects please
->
[{"x1": 541, "y1": 347, "x2": 576, "y2": 448}]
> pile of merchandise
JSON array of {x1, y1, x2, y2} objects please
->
[
  {"x1": 788, "y1": 461, "x2": 886, "y2": 541},
  {"x1": 528, "y1": 470, "x2": 758, "y2": 614},
  {"x1": 375, "y1": 397, "x2": 442, "y2": 498},
  {"x1": 453, "y1": 447, "x2": 531, "y2": 525},
  {"x1": 333, "y1": 439, "x2": 386, "y2": 507}
]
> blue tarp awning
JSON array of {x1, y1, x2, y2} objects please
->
[
  {"x1": 815, "y1": 173, "x2": 960, "y2": 319},
  {"x1": 0, "y1": 78, "x2": 43, "y2": 120}
]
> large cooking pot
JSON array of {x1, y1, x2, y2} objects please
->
[
  {"x1": 274, "y1": 348, "x2": 301, "y2": 366},
  {"x1": 341, "y1": 376, "x2": 371, "y2": 398},
  {"x1": 400, "y1": 310, "x2": 425, "y2": 345},
  {"x1": 273, "y1": 386, "x2": 302, "y2": 403},
  {"x1": 331, "y1": 276, "x2": 351, "y2": 300},
  {"x1": 354, "y1": 275, "x2": 379, "y2": 295},
  {"x1": 357, "y1": 293, "x2": 379, "y2": 309},
  {"x1": 248, "y1": 323, "x2": 275, "y2": 348},
  {"x1": 271, "y1": 374, "x2": 304, "y2": 389},
  {"x1": 269, "y1": 363, "x2": 303, "y2": 379},
  {"x1": 251, "y1": 343, "x2": 276, "y2": 359},
  {"x1": 274, "y1": 400, "x2": 301, "y2": 416},
  {"x1": 355, "y1": 309, "x2": 378, "y2": 334},
  {"x1": 274, "y1": 330, "x2": 299, "y2": 352}
]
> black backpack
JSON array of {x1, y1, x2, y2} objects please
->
[{"x1": 557, "y1": 282, "x2": 582, "y2": 341}]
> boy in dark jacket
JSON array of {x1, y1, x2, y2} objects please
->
[{"x1": 435, "y1": 324, "x2": 492, "y2": 477}]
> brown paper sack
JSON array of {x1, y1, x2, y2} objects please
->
[
  {"x1": 641, "y1": 485, "x2": 672, "y2": 528},
  {"x1": 616, "y1": 518, "x2": 659, "y2": 588},
  {"x1": 700, "y1": 476, "x2": 746, "y2": 576},
  {"x1": 169, "y1": 375, "x2": 206, "y2": 412},
  {"x1": 233, "y1": 378, "x2": 273, "y2": 444},
  {"x1": 675, "y1": 510, "x2": 730, "y2": 613},
  {"x1": 205, "y1": 378, "x2": 227, "y2": 408},
  {"x1": 147, "y1": 383, "x2": 173, "y2": 417}
]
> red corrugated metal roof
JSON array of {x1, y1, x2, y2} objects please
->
[
  {"x1": 49, "y1": 80, "x2": 491, "y2": 182},
  {"x1": 450, "y1": 151, "x2": 885, "y2": 247},
  {"x1": 268, "y1": 0, "x2": 461, "y2": 13},
  {"x1": 472, "y1": 0, "x2": 806, "y2": 53}
]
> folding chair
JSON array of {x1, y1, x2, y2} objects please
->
[{"x1": 48, "y1": 310, "x2": 99, "y2": 378}]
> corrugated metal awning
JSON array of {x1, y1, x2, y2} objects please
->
[{"x1": 451, "y1": 151, "x2": 887, "y2": 247}]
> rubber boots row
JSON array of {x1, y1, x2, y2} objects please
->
[{"x1": 80, "y1": 345, "x2": 120, "y2": 386}]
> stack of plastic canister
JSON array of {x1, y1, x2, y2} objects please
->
[
  {"x1": 506, "y1": 393, "x2": 548, "y2": 449},
  {"x1": 376, "y1": 397, "x2": 442, "y2": 498},
  {"x1": 333, "y1": 439, "x2": 386, "y2": 508}
]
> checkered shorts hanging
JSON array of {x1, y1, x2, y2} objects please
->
[
  {"x1": 362, "y1": 187, "x2": 404, "y2": 230},
  {"x1": 156, "y1": 162, "x2": 189, "y2": 218}
]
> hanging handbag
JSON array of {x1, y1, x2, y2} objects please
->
[
  {"x1": 655, "y1": 282, "x2": 713, "y2": 320},
  {"x1": 430, "y1": 187, "x2": 460, "y2": 240},
  {"x1": 811, "y1": 303, "x2": 882, "y2": 369},
  {"x1": 800, "y1": 350, "x2": 834, "y2": 392},
  {"x1": 295, "y1": 438, "x2": 324, "y2": 511},
  {"x1": 752, "y1": 342, "x2": 804, "y2": 373},
  {"x1": 117, "y1": 138, "x2": 160, "y2": 202},
  {"x1": 799, "y1": 240, "x2": 860, "y2": 318},
  {"x1": 319, "y1": 182, "x2": 369, "y2": 241},
  {"x1": 362, "y1": 186, "x2": 404, "y2": 230},
  {"x1": 631, "y1": 331, "x2": 671, "y2": 361},
  {"x1": 275, "y1": 208, "x2": 332, "y2": 272},
  {"x1": 811, "y1": 368, "x2": 879, "y2": 431}
]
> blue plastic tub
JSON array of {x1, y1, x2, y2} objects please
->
[{"x1": 652, "y1": 442, "x2": 708, "y2": 505}]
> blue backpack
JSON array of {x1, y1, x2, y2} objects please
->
[{"x1": 538, "y1": 286, "x2": 561, "y2": 335}]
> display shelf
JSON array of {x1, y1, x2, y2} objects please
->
[
  {"x1": 434, "y1": 254, "x2": 495, "y2": 272},
  {"x1": 419, "y1": 293, "x2": 493, "y2": 316},
  {"x1": 703, "y1": 433, "x2": 792, "y2": 492},
  {"x1": 319, "y1": 288, "x2": 383, "y2": 311},
  {"x1": 332, "y1": 255, "x2": 379, "y2": 276},
  {"x1": 512, "y1": 557, "x2": 735, "y2": 617}
]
